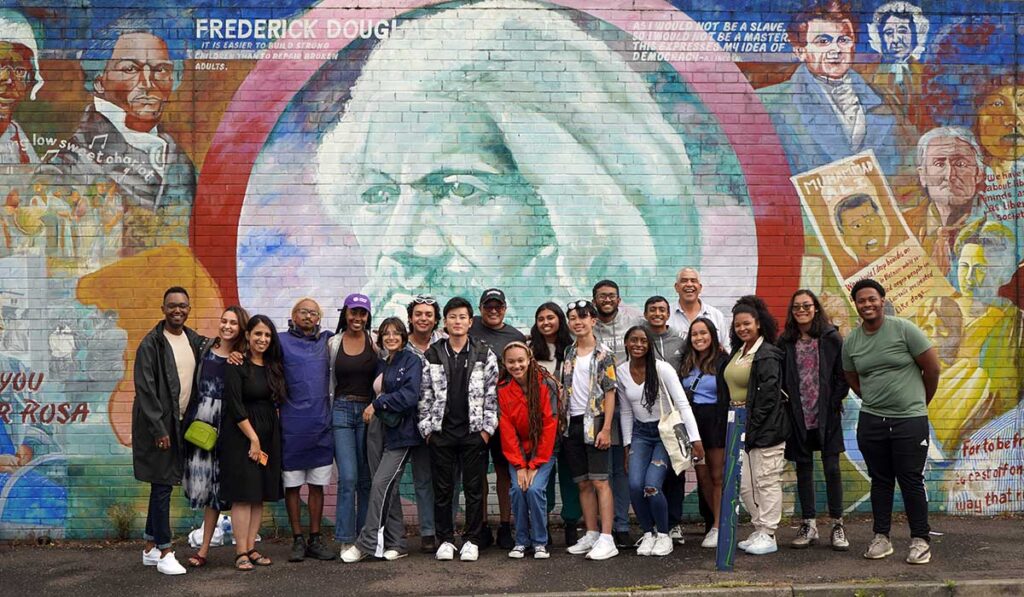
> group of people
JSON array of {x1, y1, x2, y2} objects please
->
[{"x1": 131, "y1": 267, "x2": 940, "y2": 575}]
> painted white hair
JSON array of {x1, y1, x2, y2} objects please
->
[
  {"x1": 868, "y1": 1, "x2": 929, "y2": 61},
  {"x1": 0, "y1": 10, "x2": 43, "y2": 100},
  {"x1": 916, "y1": 126, "x2": 984, "y2": 170},
  {"x1": 316, "y1": 0, "x2": 746, "y2": 296}
]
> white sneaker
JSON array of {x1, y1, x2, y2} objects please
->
[
  {"x1": 585, "y1": 536, "x2": 618, "y2": 561},
  {"x1": 701, "y1": 528, "x2": 719, "y2": 549},
  {"x1": 636, "y1": 532, "x2": 656, "y2": 556},
  {"x1": 383, "y1": 549, "x2": 407, "y2": 561},
  {"x1": 738, "y1": 531, "x2": 761, "y2": 552},
  {"x1": 533, "y1": 545, "x2": 550, "y2": 559},
  {"x1": 435, "y1": 541, "x2": 456, "y2": 561},
  {"x1": 508, "y1": 545, "x2": 527, "y2": 559},
  {"x1": 156, "y1": 552, "x2": 186, "y2": 575},
  {"x1": 745, "y1": 532, "x2": 778, "y2": 555},
  {"x1": 142, "y1": 547, "x2": 161, "y2": 566},
  {"x1": 460, "y1": 541, "x2": 479, "y2": 562},
  {"x1": 668, "y1": 524, "x2": 686, "y2": 545},
  {"x1": 567, "y1": 531, "x2": 599, "y2": 555},
  {"x1": 651, "y1": 533, "x2": 674, "y2": 556},
  {"x1": 340, "y1": 545, "x2": 368, "y2": 563}
]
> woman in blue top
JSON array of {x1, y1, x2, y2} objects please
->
[
  {"x1": 679, "y1": 317, "x2": 730, "y2": 549},
  {"x1": 341, "y1": 318, "x2": 423, "y2": 563}
]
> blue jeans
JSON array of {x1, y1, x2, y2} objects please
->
[
  {"x1": 628, "y1": 421, "x2": 671, "y2": 534},
  {"x1": 333, "y1": 400, "x2": 370, "y2": 542},
  {"x1": 611, "y1": 444, "x2": 630, "y2": 533},
  {"x1": 508, "y1": 460, "x2": 554, "y2": 547}
]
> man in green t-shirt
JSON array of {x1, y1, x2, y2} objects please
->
[{"x1": 842, "y1": 279, "x2": 939, "y2": 566}]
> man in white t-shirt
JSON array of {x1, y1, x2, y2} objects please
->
[{"x1": 132, "y1": 286, "x2": 203, "y2": 575}]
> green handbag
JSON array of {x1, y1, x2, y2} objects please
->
[{"x1": 184, "y1": 420, "x2": 218, "y2": 451}]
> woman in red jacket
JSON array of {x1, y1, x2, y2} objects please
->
[{"x1": 498, "y1": 341, "x2": 560, "y2": 560}]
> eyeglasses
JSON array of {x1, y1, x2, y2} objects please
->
[
  {"x1": 791, "y1": 303, "x2": 815, "y2": 312},
  {"x1": 0, "y1": 65, "x2": 30, "y2": 82},
  {"x1": 296, "y1": 308, "x2": 321, "y2": 317},
  {"x1": 566, "y1": 300, "x2": 593, "y2": 311},
  {"x1": 481, "y1": 303, "x2": 505, "y2": 312},
  {"x1": 413, "y1": 295, "x2": 437, "y2": 305}
]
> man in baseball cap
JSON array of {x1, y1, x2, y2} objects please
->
[{"x1": 469, "y1": 287, "x2": 526, "y2": 550}]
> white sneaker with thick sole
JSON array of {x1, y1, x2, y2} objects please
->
[
  {"x1": 738, "y1": 531, "x2": 761, "y2": 552},
  {"x1": 636, "y1": 532, "x2": 656, "y2": 556},
  {"x1": 905, "y1": 538, "x2": 931, "y2": 565},
  {"x1": 156, "y1": 552, "x2": 186, "y2": 575},
  {"x1": 585, "y1": 537, "x2": 618, "y2": 561},
  {"x1": 567, "y1": 532, "x2": 599, "y2": 555},
  {"x1": 668, "y1": 524, "x2": 686, "y2": 545},
  {"x1": 745, "y1": 533, "x2": 778, "y2": 555},
  {"x1": 460, "y1": 541, "x2": 479, "y2": 562},
  {"x1": 340, "y1": 545, "x2": 368, "y2": 563},
  {"x1": 508, "y1": 545, "x2": 527, "y2": 559},
  {"x1": 701, "y1": 528, "x2": 719, "y2": 549},
  {"x1": 383, "y1": 549, "x2": 407, "y2": 561},
  {"x1": 533, "y1": 545, "x2": 550, "y2": 560},
  {"x1": 651, "y1": 533, "x2": 674, "y2": 556},
  {"x1": 435, "y1": 541, "x2": 456, "y2": 561},
  {"x1": 143, "y1": 547, "x2": 161, "y2": 566}
]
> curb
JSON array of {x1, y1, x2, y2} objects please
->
[{"x1": 495, "y1": 578, "x2": 1024, "y2": 596}]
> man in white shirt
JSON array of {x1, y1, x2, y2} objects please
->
[
  {"x1": 668, "y1": 267, "x2": 730, "y2": 349},
  {"x1": 132, "y1": 286, "x2": 203, "y2": 576}
]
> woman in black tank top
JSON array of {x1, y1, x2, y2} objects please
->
[{"x1": 330, "y1": 294, "x2": 382, "y2": 550}]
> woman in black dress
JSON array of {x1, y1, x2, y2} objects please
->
[{"x1": 220, "y1": 314, "x2": 286, "y2": 571}]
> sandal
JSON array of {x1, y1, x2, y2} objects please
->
[
  {"x1": 234, "y1": 553, "x2": 254, "y2": 571},
  {"x1": 247, "y1": 549, "x2": 273, "y2": 566},
  {"x1": 188, "y1": 553, "x2": 207, "y2": 568}
]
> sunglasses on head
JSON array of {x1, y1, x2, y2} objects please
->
[
  {"x1": 566, "y1": 299, "x2": 593, "y2": 311},
  {"x1": 414, "y1": 295, "x2": 437, "y2": 305}
]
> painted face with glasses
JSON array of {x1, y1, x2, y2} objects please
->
[{"x1": 0, "y1": 42, "x2": 31, "y2": 124}]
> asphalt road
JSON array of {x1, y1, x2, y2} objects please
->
[{"x1": 3, "y1": 514, "x2": 1021, "y2": 596}]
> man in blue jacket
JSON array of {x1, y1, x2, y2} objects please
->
[{"x1": 279, "y1": 297, "x2": 337, "y2": 562}]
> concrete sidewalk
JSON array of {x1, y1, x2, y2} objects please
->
[{"x1": 2, "y1": 514, "x2": 1021, "y2": 596}]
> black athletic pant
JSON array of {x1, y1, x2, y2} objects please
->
[
  {"x1": 794, "y1": 434, "x2": 843, "y2": 520},
  {"x1": 430, "y1": 431, "x2": 489, "y2": 545},
  {"x1": 856, "y1": 412, "x2": 930, "y2": 541}
]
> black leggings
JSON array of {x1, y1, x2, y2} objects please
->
[
  {"x1": 856, "y1": 412, "x2": 930, "y2": 540},
  {"x1": 794, "y1": 433, "x2": 843, "y2": 520}
]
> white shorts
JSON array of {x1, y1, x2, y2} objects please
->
[{"x1": 282, "y1": 464, "x2": 334, "y2": 488}]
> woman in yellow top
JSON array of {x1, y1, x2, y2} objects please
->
[{"x1": 718, "y1": 296, "x2": 788, "y2": 556}]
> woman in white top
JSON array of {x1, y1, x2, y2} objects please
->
[{"x1": 617, "y1": 326, "x2": 703, "y2": 556}]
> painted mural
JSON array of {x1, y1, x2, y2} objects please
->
[{"x1": 0, "y1": 0, "x2": 1020, "y2": 538}]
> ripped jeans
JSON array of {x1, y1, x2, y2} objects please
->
[{"x1": 628, "y1": 421, "x2": 671, "y2": 534}]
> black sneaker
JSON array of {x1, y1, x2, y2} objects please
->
[
  {"x1": 613, "y1": 531, "x2": 632, "y2": 548},
  {"x1": 306, "y1": 535, "x2": 337, "y2": 561},
  {"x1": 420, "y1": 535, "x2": 436, "y2": 553},
  {"x1": 497, "y1": 523, "x2": 515, "y2": 550},
  {"x1": 479, "y1": 525, "x2": 494, "y2": 549},
  {"x1": 564, "y1": 525, "x2": 578, "y2": 548},
  {"x1": 289, "y1": 536, "x2": 307, "y2": 562}
]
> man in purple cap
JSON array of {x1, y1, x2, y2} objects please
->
[
  {"x1": 469, "y1": 288, "x2": 526, "y2": 550},
  {"x1": 279, "y1": 297, "x2": 337, "y2": 563}
]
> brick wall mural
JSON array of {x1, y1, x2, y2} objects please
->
[{"x1": 0, "y1": 0, "x2": 1020, "y2": 538}]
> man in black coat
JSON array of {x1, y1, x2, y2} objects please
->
[{"x1": 132, "y1": 286, "x2": 203, "y2": 575}]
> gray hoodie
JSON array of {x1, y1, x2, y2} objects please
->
[{"x1": 643, "y1": 323, "x2": 686, "y2": 373}]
